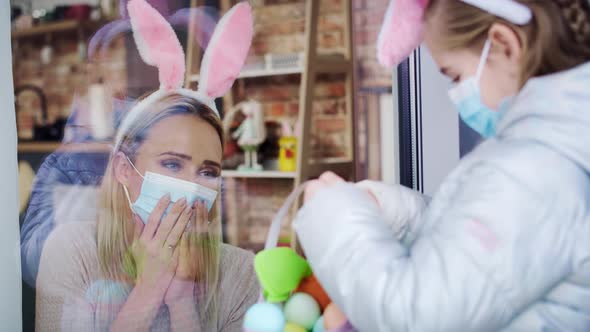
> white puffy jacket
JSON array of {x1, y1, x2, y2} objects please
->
[{"x1": 294, "y1": 62, "x2": 590, "y2": 331}]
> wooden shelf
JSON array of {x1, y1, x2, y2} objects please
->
[
  {"x1": 18, "y1": 142, "x2": 61, "y2": 153},
  {"x1": 315, "y1": 55, "x2": 351, "y2": 74},
  {"x1": 18, "y1": 141, "x2": 112, "y2": 153},
  {"x1": 188, "y1": 55, "x2": 347, "y2": 83},
  {"x1": 189, "y1": 66, "x2": 302, "y2": 83},
  {"x1": 222, "y1": 170, "x2": 297, "y2": 179},
  {"x1": 11, "y1": 20, "x2": 108, "y2": 39},
  {"x1": 239, "y1": 67, "x2": 303, "y2": 78}
]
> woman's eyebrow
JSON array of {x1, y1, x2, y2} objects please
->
[
  {"x1": 202, "y1": 160, "x2": 221, "y2": 168},
  {"x1": 158, "y1": 151, "x2": 192, "y2": 160}
]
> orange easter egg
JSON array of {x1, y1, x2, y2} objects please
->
[
  {"x1": 323, "y1": 303, "x2": 347, "y2": 330},
  {"x1": 295, "y1": 275, "x2": 331, "y2": 311}
]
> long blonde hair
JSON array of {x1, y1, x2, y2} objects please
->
[
  {"x1": 97, "y1": 93, "x2": 224, "y2": 328},
  {"x1": 425, "y1": 0, "x2": 590, "y2": 85}
]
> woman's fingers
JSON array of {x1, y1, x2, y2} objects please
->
[
  {"x1": 133, "y1": 214, "x2": 144, "y2": 242},
  {"x1": 196, "y1": 201, "x2": 209, "y2": 234},
  {"x1": 164, "y1": 204, "x2": 193, "y2": 250},
  {"x1": 186, "y1": 201, "x2": 198, "y2": 249},
  {"x1": 154, "y1": 198, "x2": 187, "y2": 245},
  {"x1": 143, "y1": 194, "x2": 171, "y2": 240},
  {"x1": 180, "y1": 227, "x2": 189, "y2": 256},
  {"x1": 170, "y1": 244, "x2": 180, "y2": 268},
  {"x1": 189, "y1": 202, "x2": 207, "y2": 280},
  {"x1": 179, "y1": 228, "x2": 190, "y2": 273}
]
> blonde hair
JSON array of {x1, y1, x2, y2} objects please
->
[
  {"x1": 97, "y1": 93, "x2": 223, "y2": 329},
  {"x1": 426, "y1": 0, "x2": 590, "y2": 85}
]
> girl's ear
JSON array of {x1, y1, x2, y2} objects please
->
[
  {"x1": 488, "y1": 23, "x2": 523, "y2": 65},
  {"x1": 128, "y1": 0, "x2": 186, "y2": 91},
  {"x1": 377, "y1": 0, "x2": 430, "y2": 68},
  {"x1": 197, "y1": 2, "x2": 254, "y2": 99},
  {"x1": 488, "y1": 22, "x2": 523, "y2": 81}
]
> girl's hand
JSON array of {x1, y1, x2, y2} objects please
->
[
  {"x1": 304, "y1": 172, "x2": 345, "y2": 203},
  {"x1": 164, "y1": 200, "x2": 209, "y2": 305},
  {"x1": 131, "y1": 195, "x2": 193, "y2": 293}
]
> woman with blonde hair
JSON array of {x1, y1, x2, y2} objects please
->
[{"x1": 36, "y1": 1, "x2": 259, "y2": 331}]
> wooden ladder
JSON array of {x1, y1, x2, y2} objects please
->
[{"x1": 295, "y1": 0, "x2": 356, "y2": 190}]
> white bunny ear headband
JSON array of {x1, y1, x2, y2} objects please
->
[
  {"x1": 377, "y1": 0, "x2": 533, "y2": 68},
  {"x1": 114, "y1": 0, "x2": 254, "y2": 149}
]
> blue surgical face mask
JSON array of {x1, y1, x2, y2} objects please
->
[
  {"x1": 122, "y1": 156, "x2": 218, "y2": 224},
  {"x1": 448, "y1": 40, "x2": 504, "y2": 138}
]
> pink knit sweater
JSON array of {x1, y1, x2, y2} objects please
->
[{"x1": 36, "y1": 222, "x2": 259, "y2": 331}]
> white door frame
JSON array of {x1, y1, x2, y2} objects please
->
[{"x1": 0, "y1": 2, "x2": 23, "y2": 331}]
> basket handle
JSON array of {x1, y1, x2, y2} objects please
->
[
  {"x1": 263, "y1": 182, "x2": 308, "y2": 250},
  {"x1": 256, "y1": 182, "x2": 308, "y2": 303}
]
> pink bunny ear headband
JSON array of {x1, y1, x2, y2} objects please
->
[
  {"x1": 114, "y1": 0, "x2": 253, "y2": 149},
  {"x1": 377, "y1": 0, "x2": 533, "y2": 68}
]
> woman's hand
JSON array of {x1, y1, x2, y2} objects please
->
[
  {"x1": 164, "y1": 200, "x2": 209, "y2": 305},
  {"x1": 131, "y1": 194, "x2": 193, "y2": 293},
  {"x1": 111, "y1": 195, "x2": 193, "y2": 331}
]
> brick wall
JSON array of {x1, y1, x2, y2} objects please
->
[
  {"x1": 252, "y1": 0, "x2": 346, "y2": 55},
  {"x1": 354, "y1": 0, "x2": 392, "y2": 88},
  {"x1": 223, "y1": 177, "x2": 295, "y2": 250},
  {"x1": 240, "y1": 0, "x2": 392, "y2": 159}
]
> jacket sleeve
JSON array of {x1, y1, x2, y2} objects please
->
[
  {"x1": 20, "y1": 152, "x2": 108, "y2": 287},
  {"x1": 355, "y1": 181, "x2": 429, "y2": 245},
  {"x1": 20, "y1": 153, "x2": 68, "y2": 287},
  {"x1": 294, "y1": 164, "x2": 573, "y2": 332}
]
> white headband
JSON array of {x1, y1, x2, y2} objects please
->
[
  {"x1": 462, "y1": 0, "x2": 532, "y2": 25},
  {"x1": 377, "y1": 0, "x2": 534, "y2": 68}
]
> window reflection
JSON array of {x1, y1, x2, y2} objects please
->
[{"x1": 12, "y1": 0, "x2": 390, "y2": 330}]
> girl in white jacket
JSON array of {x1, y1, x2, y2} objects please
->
[{"x1": 295, "y1": 0, "x2": 590, "y2": 331}]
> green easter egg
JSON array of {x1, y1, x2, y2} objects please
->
[{"x1": 255, "y1": 248, "x2": 312, "y2": 303}]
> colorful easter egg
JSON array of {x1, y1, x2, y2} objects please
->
[
  {"x1": 284, "y1": 292, "x2": 321, "y2": 330},
  {"x1": 243, "y1": 302, "x2": 285, "y2": 332}
]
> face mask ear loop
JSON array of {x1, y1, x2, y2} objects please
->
[
  {"x1": 122, "y1": 184, "x2": 140, "y2": 225},
  {"x1": 122, "y1": 154, "x2": 142, "y2": 220},
  {"x1": 125, "y1": 154, "x2": 145, "y2": 179},
  {"x1": 475, "y1": 39, "x2": 492, "y2": 84},
  {"x1": 122, "y1": 185, "x2": 134, "y2": 210}
]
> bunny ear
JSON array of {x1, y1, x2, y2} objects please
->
[
  {"x1": 198, "y1": 2, "x2": 253, "y2": 99},
  {"x1": 128, "y1": 0, "x2": 185, "y2": 91},
  {"x1": 377, "y1": 0, "x2": 430, "y2": 68}
]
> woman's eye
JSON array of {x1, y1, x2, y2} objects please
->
[
  {"x1": 452, "y1": 76, "x2": 461, "y2": 83},
  {"x1": 199, "y1": 168, "x2": 220, "y2": 178},
  {"x1": 161, "y1": 160, "x2": 182, "y2": 172}
]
